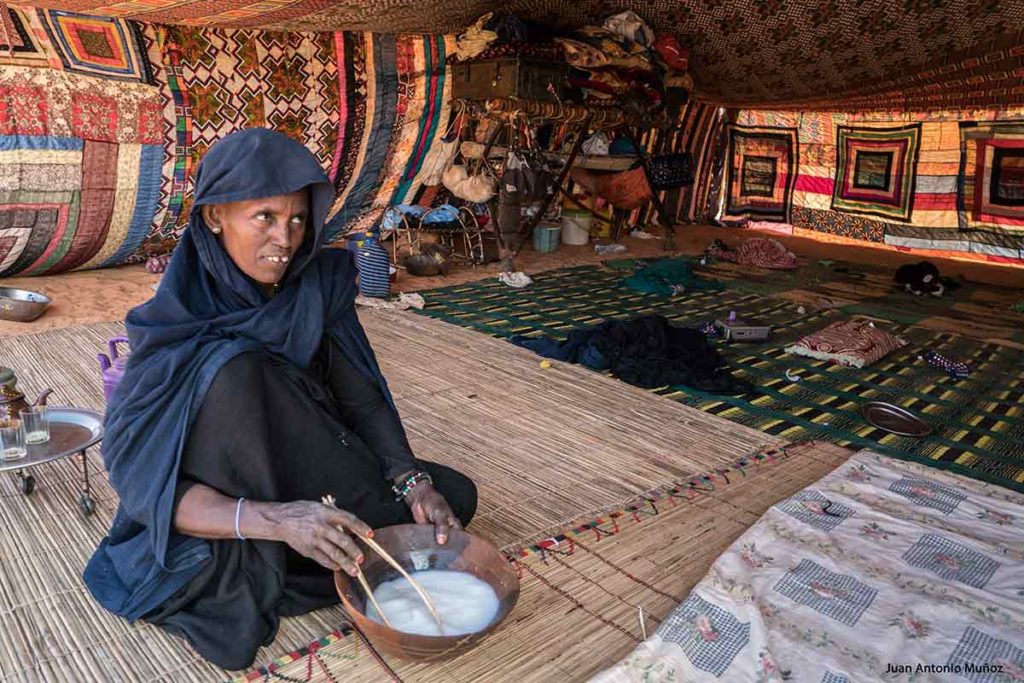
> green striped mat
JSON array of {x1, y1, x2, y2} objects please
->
[{"x1": 415, "y1": 264, "x2": 1024, "y2": 492}]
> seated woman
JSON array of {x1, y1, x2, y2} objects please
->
[{"x1": 84, "y1": 128, "x2": 477, "y2": 670}]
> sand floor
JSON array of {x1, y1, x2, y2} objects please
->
[{"x1": 1, "y1": 224, "x2": 1020, "y2": 338}]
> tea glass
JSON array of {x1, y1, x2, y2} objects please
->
[{"x1": 0, "y1": 419, "x2": 26, "y2": 461}]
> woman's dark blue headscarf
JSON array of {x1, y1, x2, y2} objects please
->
[{"x1": 84, "y1": 128, "x2": 397, "y2": 621}]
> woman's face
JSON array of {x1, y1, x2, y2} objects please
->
[{"x1": 202, "y1": 190, "x2": 309, "y2": 286}]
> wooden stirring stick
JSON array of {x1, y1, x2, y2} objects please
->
[
  {"x1": 355, "y1": 567, "x2": 393, "y2": 628},
  {"x1": 322, "y1": 495, "x2": 444, "y2": 632}
]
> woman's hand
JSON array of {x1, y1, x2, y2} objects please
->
[
  {"x1": 404, "y1": 483, "x2": 461, "y2": 545},
  {"x1": 267, "y1": 500, "x2": 373, "y2": 575}
]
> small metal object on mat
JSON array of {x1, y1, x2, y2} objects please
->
[
  {"x1": 0, "y1": 407, "x2": 103, "y2": 516},
  {"x1": 0, "y1": 287, "x2": 51, "y2": 323},
  {"x1": 860, "y1": 401, "x2": 932, "y2": 437}
]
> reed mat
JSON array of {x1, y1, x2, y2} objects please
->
[
  {"x1": 415, "y1": 264, "x2": 1024, "y2": 493},
  {"x1": 230, "y1": 441, "x2": 852, "y2": 682},
  {"x1": 0, "y1": 311, "x2": 789, "y2": 681}
]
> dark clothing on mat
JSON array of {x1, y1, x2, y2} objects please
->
[
  {"x1": 145, "y1": 342, "x2": 477, "y2": 670},
  {"x1": 513, "y1": 314, "x2": 753, "y2": 393}
]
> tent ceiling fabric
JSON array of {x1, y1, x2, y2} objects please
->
[{"x1": 16, "y1": 0, "x2": 1024, "y2": 108}]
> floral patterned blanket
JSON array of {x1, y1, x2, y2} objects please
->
[{"x1": 591, "y1": 450, "x2": 1024, "y2": 682}]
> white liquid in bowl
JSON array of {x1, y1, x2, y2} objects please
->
[{"x1": 364, "y1": 569, "x2": 500, "y2": 637}]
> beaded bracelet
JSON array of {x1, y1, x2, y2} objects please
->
[{"x1": 392, "y1": 471, "x2": 433, "y2": 501}]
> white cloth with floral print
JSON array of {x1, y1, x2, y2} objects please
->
[{"x1": 591, "y1": 450, "x2": 1024, "y2": 683}]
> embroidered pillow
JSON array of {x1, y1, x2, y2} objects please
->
[{"x1": 785, "y1": 320, "x2": 906, "y2": 368}]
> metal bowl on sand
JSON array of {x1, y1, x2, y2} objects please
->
[
  {"x1": 0, "y1": 287, "x2": 51, "y2": 323},
  {"x1": 334, "y1": 524, "x2": 520, "y2": 662}
]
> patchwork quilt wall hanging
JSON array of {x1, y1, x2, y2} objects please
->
[
  {"x1": 735, "y1": 109, "x2": 1024, "y2": 264},
  {"x1": 722, "y1": 124, "x2": 799, "y2": 223},
  {"x1": 0, "y1": 5, "x2": 452, "y2": 277}
]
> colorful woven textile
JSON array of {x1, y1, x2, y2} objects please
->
[
  {"x1": 831, "y1": 125, "x2": 922, "y2": 222},
  {"x1": 711, "y1": 238, "x2": 799, "y2": 270},
  {"x1": 723, "y1": 125, "x2": 798, "y2": 223},
  {"x1": 592, "y1": 449, "x2": 1024, "y2": 682},
  {"x1": 38, "y1": 9, "x2": 153, "y2": 83},
  {"x1": 785, "y1": 320, "x2": 908, "y2": 369},
  {"x1": 737, "y1": 109, "x2": 1024, "y2": 264},
  {"x1": 959, "y1": 121, "x2": 1024, "y2": 236},
  {"x1": 414, "y1": 264, "x2": 1024, "y2": 492},
  {"x1": 18, "y1": 1, "x2": 1024, "y2": 111},
  {"x1": 0, "y1": 5, "x2": 451, "y2": 275}
]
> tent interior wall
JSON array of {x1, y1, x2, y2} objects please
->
[
  {"x1": 3, "y1": 2, "x2": 1024, "y2": 682},
  {"x1": 3, "y1": 2, "x2": 1022, "y2": 274}
]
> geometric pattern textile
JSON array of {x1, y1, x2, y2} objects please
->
[
  {"x1": 889, "y1": 477, "x2": 968, "y2": 515},
  {"x1": 656, "y1": 593, "x2": 751, "y2": 677},
  {"x1": 958, "y1": 121, "x2": 1024, "y2": 234},
  {"x1": 0, "y1": 3, "x2": 450, "y2": 274},
  {"x1": 17, "y1": 1, "x2": 1024, "y2": 110},
  {"x1": 773, "y1": 559, "x2": 878, "y2": 627},
  {"x1": 736, "y1": 108, "x2": 1024, "y2": 264},
  {"x1": 139, "y1": 26, "x2": 450, "y2": 258},
  {"x1": 831, "y1": 125, "x2": 921, "y2": 222},
  {"x1": 592, "y1": 449, "x2": 1024, "y2": 682},
  {"x1": 0, "y1": 7, "x2": 53, "y2": 69},
  {"x1": 724, "y1": 125, "x2": 798, "y2": 223},
  {"x1": 902, "y1": 534, "x2": 1000, "y2": 589},
  {"x1": 0, "y1": 134, "x2": 163, "y2": 277},
  {"x1": 947, "y1": 627, "x2": 1024, "y2": 683},
  {"x1": 775, "y1": 490, "x2": 855, "y2": 532},
  {"x1": 38, "y1": 9, "x2": 153, "y2": 83}
]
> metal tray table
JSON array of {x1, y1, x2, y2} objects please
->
[{"x1": 0, "y1": 407, "x2": 103, "y2": 516}]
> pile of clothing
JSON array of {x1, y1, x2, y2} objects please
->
[
  {"x1": 705, "y1": 238, "x2": 799, "y2": 270},
  {"x1": 512, "y1": 315, "x2": 753, "y2": 393},
  {"x1": 454, "y1": 10, "x2": 691, "y2": 118},
  {"x1": 623, "y1": 258, "x2": 723, "y2": 296},
  {"x1": 555, "y1": 12, "x2": 690, "y2": 114}
]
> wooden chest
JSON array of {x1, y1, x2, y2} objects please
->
[{"x1": 451, "y1": 57, "x2": 567, "y2": 103}]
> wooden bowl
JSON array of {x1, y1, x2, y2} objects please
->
[{"x1": 334, "y1": 524, "x2": 519, "y2": 661}]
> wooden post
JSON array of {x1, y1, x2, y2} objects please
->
[
  {"x1": 635, "y1": 137, "x2": 677, "y2": 251},
  {"x1": 512, "y1": 114, "x2": 592, "y2": 260}
]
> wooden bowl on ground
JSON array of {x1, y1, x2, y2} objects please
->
[{"x1": 334, "y1": 524, "x2": 520, "y2": 662}]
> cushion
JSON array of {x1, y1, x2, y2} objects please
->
[{"x1": 785, "y1": 320, "x2": 906, "y2": 368}]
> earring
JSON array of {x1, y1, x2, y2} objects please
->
[{"x1": 210, "y1": 226, "x2": 221, "y2": 235}]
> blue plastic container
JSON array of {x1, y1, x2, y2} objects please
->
[{"x1": 533, "y1": 223, "x2": 561, "y2": 254}]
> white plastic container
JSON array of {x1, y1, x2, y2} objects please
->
[{"x1": 561, "y1": 210, "x2": 593, "y2": 245}]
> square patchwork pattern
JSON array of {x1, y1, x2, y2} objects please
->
[
  {"x1": 38, "y1": 9, "x2": 152, "y2": 83},
  {"x1": 0, "y1": 7, "x2": 51, "y2": 69},
  {"x1": 774, "y1": 559, "x2": 877, "y2": 627},
  {"x1": 902, "y1": 534, "x2": 1000, "y2": 589},
  {"x1": 947, "y1": 627, "x2": 1024, "y2": 683},
  {"x1": 889, "y1": 476, "x2": 967, "y2": 514},
  {"x1": 725, "y1": 124, "x2": 799, "y2": 223},
  {"x1": 821, "y1": 671, "x2": 851, "y2": 683},
  {"x1": 0, "y1": 133, "x2": 162, "y2": 276},
  {"x1": 831, "y1": 124, "x2": 921, "y2": 222},
  {"x1": 657, "y1": 593, "x2": 750, "y2": 677},
  {"x1": 958, "y1": 121, "x2": 1024, "y2": 234},
  {"x1": 776, "y1": 490, "x2": 854, "y2": 532}
]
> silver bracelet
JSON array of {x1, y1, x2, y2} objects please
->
[{"x1": 234, "y1": 497, "x2": 246, "y2": 540}]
